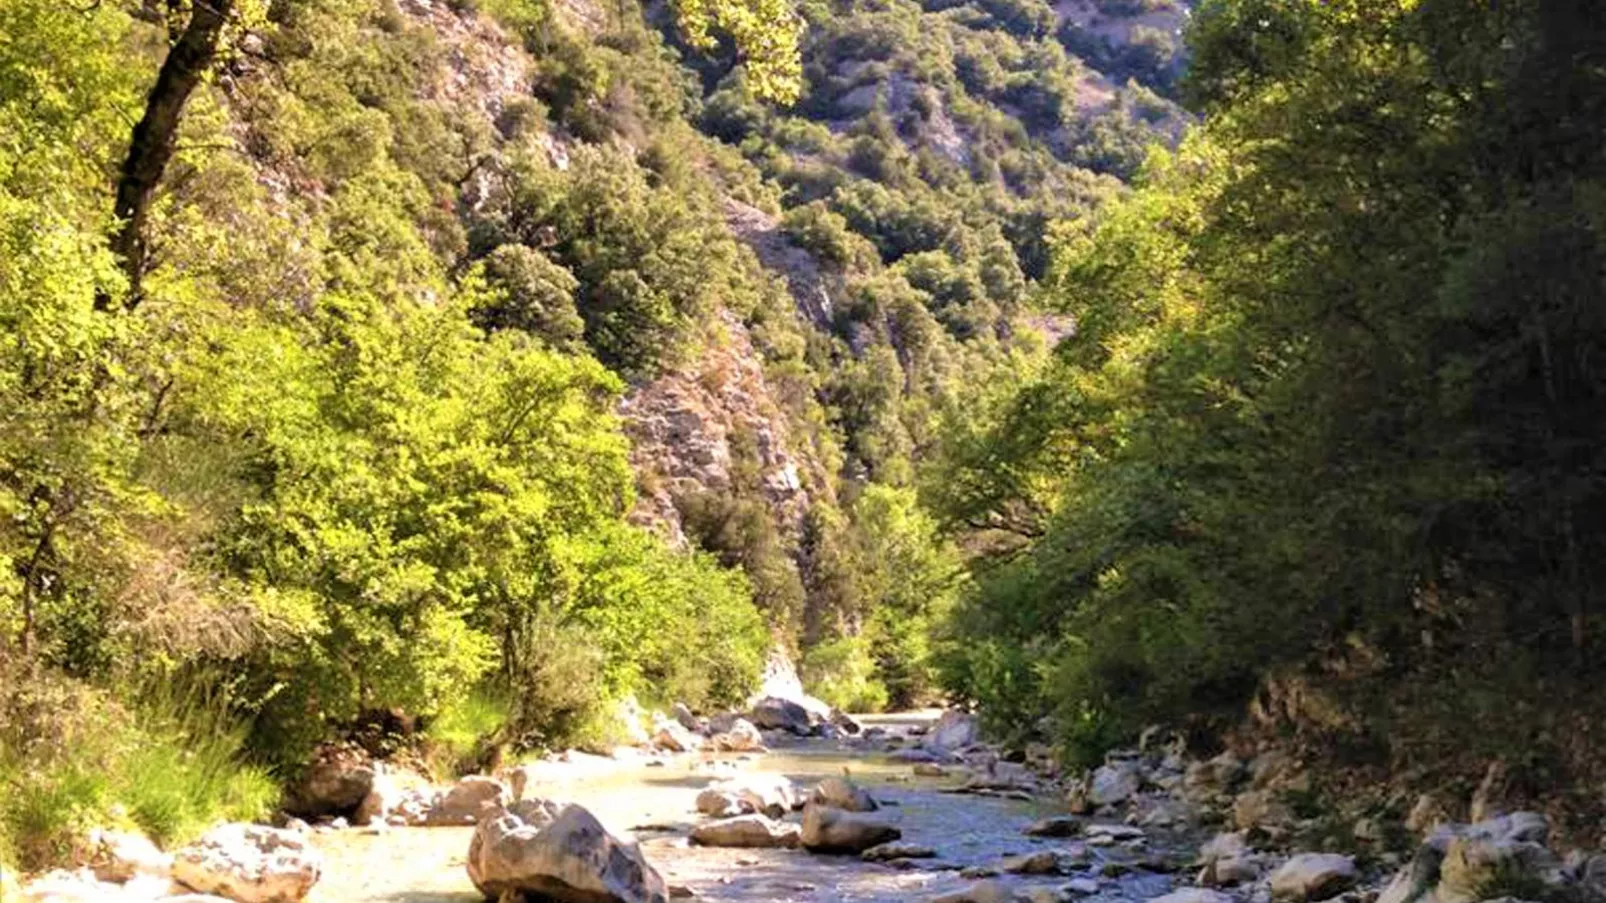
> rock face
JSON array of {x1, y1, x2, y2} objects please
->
[
  {"x1": 926, "y1": 710, "x2": 979, "y2": 751},
  {"x1": 800, "y1": 803, "x2": 901, "y2": 854},
  {"x1": 285, "y1": 747, "x2": 373, "y2": 817},
  {"x1": 171, "y1": 824, "x2": 322, "y2": 903},
  {"x1": 810, "y1": 777, "x2": 878, "y2": 812},
  {"x1": 1269, "y1": 853, "x2": 1358, "y2": 901},
  {"x1": 1377, "y1": 811, "x2": 1565, "y2": 903},
  {"x1": 689, "y1": 814, "x2": 801, "y2": 849},
  {"x1": 467, "y1": 802, "x2": 668, "y2": 903},
  {"x1": 749, "y1": 696, "x2": 814, "y2": 735}
]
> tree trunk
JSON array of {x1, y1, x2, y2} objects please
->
[{"x1": 98, "y1": 0, "x2": 233, "y2": 311}]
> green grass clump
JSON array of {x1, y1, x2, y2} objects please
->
[{"x1": 0, "y1": 677, "x2": 277, "y2": 871}]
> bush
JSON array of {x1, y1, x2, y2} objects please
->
[
  {"x1": 0, "y1": 672, "x2": 276, "y2": 871},
  {"x1": 802, "y1": 637, "x2": 890, "y2": 712}
]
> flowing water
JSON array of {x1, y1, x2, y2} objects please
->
[{"x1": 310, "y1": 714, "x2": 1188, "y2": 902}]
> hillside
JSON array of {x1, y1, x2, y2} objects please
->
[{"x1": 0, "y1": 0, "x2": 1192, "y2": 865}]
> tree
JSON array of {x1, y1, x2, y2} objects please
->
[{"x1": 102, "y1": 0, "x2": 240, "y2": 308}]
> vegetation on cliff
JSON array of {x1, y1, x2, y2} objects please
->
[{"x1": 932, "y1": 0, "x2": 1606, "y2": 829}]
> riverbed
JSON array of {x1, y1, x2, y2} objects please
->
[{"x1": 309, "y1": 714, "x2": 1188, "y2": 903}]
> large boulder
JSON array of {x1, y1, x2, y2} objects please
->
[
  {"x1": 171, "y1": 824, "x2": 321, "y2": 903},
  {"x1": 926, "y1": 710, "x2": 979, "y2": 751},
  {"x1": 800, "y1": 803, "x2": 900, "y2": 854},
  {"x1": 1269, "y1": 854, "x2": 1358, "y2": 902},
  {"x1": 284, "y1": 746, "x2": 373, "y2": 817},
  {"x1": 467, "y1": 802, "x2": 668, "y2": 903},
  {"x1": 749, "y1": 697, "x2": 814, "y2": 735},
  {"x1": 689, "y1": 814, "x2": 801, "y2": 849},
  {"x1": 810, "y1": 777, "x2": 878, "y2": 812},
  {"x1": 425, "y1": 775, "x2": 509, "y2": 826}
]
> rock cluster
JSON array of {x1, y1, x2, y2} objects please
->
[{"x1": 19, "y1": 823, "x2": 323, "y2": 903}]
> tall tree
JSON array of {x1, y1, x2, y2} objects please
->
[{"x1": 100, "y1": 0, "x2": 235, "y2": 309}]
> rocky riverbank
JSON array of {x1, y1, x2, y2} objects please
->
[{"x1": 11, "y1": 707, "x2": 1603, "y2": 903}]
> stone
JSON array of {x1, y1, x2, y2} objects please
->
[
  {"x1": 1089, "y1": 763, "x2": 1141, "y2": 807},
  {"x1": 467, "y1": 802, "x2": 668, "y2": 903},
  {"x1": 1084, "y1": 823, "x2": 1145, "y2": 840},
  {"x1": 695, "y1": 788, "x2": 744, "y2": 818},
  {"x1": 928, "y1": 878, "x2": 1025, "y2": 903},
  {"x1": 863, "y1": 842, "x2": 937, "y2": 862},
  {"x1": 914, "y1": 763, "x2": 949, "y2": 777},
  {"x1": 749, "y1": 697, "x2": 814, "y2": 735},
  {"x1": 18, "y1": 869, "x2": 120, "y2": 903},
  {"x1": 1204, "y1": 856, "x2": 1262, "y2": 887},
  {"x1": 1147, "y1": 889, "x2": 1235, "y2": 903},
  {"x1": 811, "y1": 776, "x2": 878, "y2": 812},
  {"x1": 927, "y1": 710, "x2": 980, "y2": 751},
  {"x1": 831, "y1": 710, "x2": 863, "y2": 735},
  {"x1": 652, "y1": 718, "x2": 699, "y2": 754},
  {"x1": 671, "y1": 703, "x2": 702, "y2": 733},
  {"x1": 1024, "y1": 816, "x2": 1081, "y2": 838},
  {"x1": 702, "y1": 774, "x2": 800, "y2": 819},
  {"x1": 353, "y1": 766, "x2": 431, "y2": 827},
  {"x1": 1003, "y1": 851, "x2": 1061, "y2": 875},
  {"x1": 800, "y1": 803, "x2": 901, "y2": 854},
  {"x1": 425, "y1": 775, "x2": 509, "y2": 826},
  {"x1": 1406, "y1": 794, "x2": 1452, "y2": 835},
  {"x1": 1065, "y1": 878, "x2": 1101, "y2": 895},
  {"x1": 1183, "y1": 753, "x2": 1246, "y2": 800},
  {"x1": 285, "y1": 748, "x2": 373, "y2": 817},
  {"x1": 171, "y1": 824, "x2": 322, "y2": 903},
  {"x1": 1233, "y1": 790, "x2": 1294, "y2": 834},
  {"x1": 88, "y1": 828, "x2": 172, "y2": 883},
  {"x1": 689, "y1": 814, "x2": 801, "y2": 849},
  {"x1": 1269, "y1": 853, "x2": 1359, "y2": 902},
  {"x1": 705, "y1": 719, "x2": 766, "y2": 753},
  {"x1": 1198, "y1": 832, "x2": 1250, "y2": 865},
  {"x1": 1437, "y1": 832, "x2": 1559, "y2": 903}
]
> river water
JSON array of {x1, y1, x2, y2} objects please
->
[{"x1": 310, "y1": 714, "x2": 1187, "y2": 902}]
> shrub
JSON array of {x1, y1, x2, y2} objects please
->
[
  {"x1": 0, "y1": 672, "x2": 275, "y2": 871},
  {"x1": 802, "y1": 636, "x2": 890, "y2": 713}
]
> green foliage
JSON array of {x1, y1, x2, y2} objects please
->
[
  {"x1": 937, "y1": 0, "x2": 1606, "y2": 809},
  {"x1": 0, "y1": 672, "x2": 275, "y2": 871},
  {"x1": 472, "y1": 244, "x2": 586, "y2": 348},
  {"x1": 801, "y1": 636, "x2": 889, "y2": 712}
]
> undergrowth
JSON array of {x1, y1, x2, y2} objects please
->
[{"x1": 0, "y1": 670, "x2": 277, "y2": 871}]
